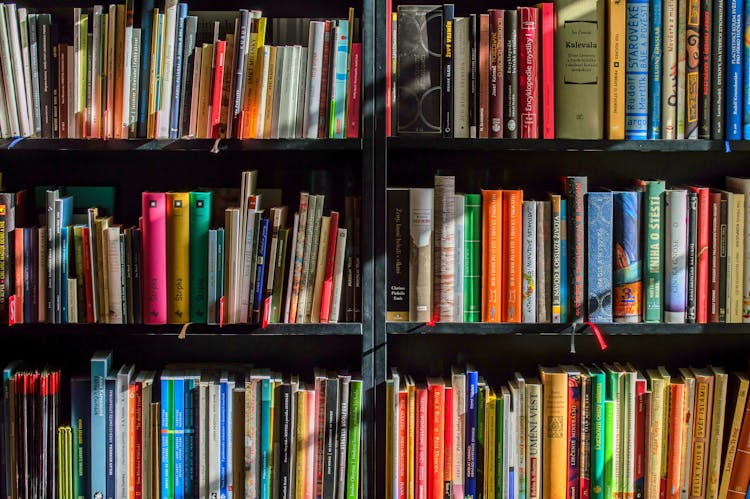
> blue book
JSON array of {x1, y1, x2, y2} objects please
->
[
  {"x1": 329, "y1": 20, "x2": 350, "y2": 138},
  {"x1": 648, "y1": 0, "x2": 662, "y2": 138},
  {"x1": 744, "y1": 0, "x2": 750, "y2": 137},
  {"x1": 138, "y1": 0, "x2": 155, "y2": 137},
  {"x1": 587, "y1": 193, "x2": 614, "y2": 322},
  {"x1": 465, "y1": 368, "x2": 479, "y2": 499},
  {"x1": 90, "y1": 351, "x2": 111, "y2": 499},
  {"x1": 55, "y1": 196, "x2": 73, "y2": 323},
  {"x1": 613, "y1": 192, "x2": 643, "y2": 322},
  {"x1": 253, "y1": 219, "x2": 270, "y2": 322},
  {"x1": 260, "y1": 378, "x2": 272, "y2": 499},
  {"x1": 220, "y1": 375, "x2": 228, "y2": 499},
  {"x1": 626, "y1": 0, "x2": 650, "y2": 139},
  {"x1": 560, "y1": 200, "x2": 568, "y2": 323},
  {"x1": 183, "y1": 375, "x2": 197, "y2": 498},
  {"x1": 61, "y1": 226, "x2": 69, "y2": 323},
  {"x1": 169, "y1": 4, "x2": 188, "y2": 139},
  {"x1": 728, "y1": 0, "x2": 744, "y2": 139},
  {"x1": 105, "y1": 375, "x2": 116, "y2": 499},
  {"x1": 160, "y1": 375, "x2": 172, "y2": 499},
  {"x1": 173, "y1": 375, "x2": 185, "y2": 499},
  {"x1": 71, "y1": 376, "x2": 91, "y2": 499}
]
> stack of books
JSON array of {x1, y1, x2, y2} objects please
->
[
  {"x1": 0, "y1": 3, "x2": 361, "y2": 139},
  {"x1": 388, "y1": 0, "x2": 741, "y2": 139},
  {"x1": 387, "y1": 175, "x2": 750, "y2": 324},
  {"x1": 385, "y1": 365, "x2": 747, "y2": 499},
  {"x1": 0, "y1": 170, "x2": 363, "y2": 325},
  {"x1": 1, "y1": 353, "x2": 364, "y2": 499}
]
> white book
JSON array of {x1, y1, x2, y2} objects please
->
[
  {"x1": 726, "y1": 176, "x2": 750, "y2": 323},
  {"x1": 665, "y1": 189, "x2": 688, "y2": 322},
  {"x1": 522, "y1": 200, "x2": 537, "y2": 323},
  {"x1": 410, "y1": 188, "x2": 434, "y2": 322},
  {"x1": 310, "y1": 215, "x2": 331, "y2": 323},
  {"x1": 453, "y1": 194, "x2": 465, "y2": 322},
  {"x1": 0, "y1": 5, "x2": 20, "y2": 136},
  {"x1": 451, "y1": 369, "x2": 466, "y2": 498},
  {"x1": 121, "y1": 25, "x2": 133, "y2": 136},
  {"x1": 91, "y1": 7, "x2": 102, "y2": 137},
  {"x1": 676, "y1": 0, "x2": 687, "y2": 139},
  {"x1": 0, "y1": 57, "x2": 9, "y2": 137},
  {"x1": 270, "y1": 46, "x2": 286, "y2": 139},
  {"x1": 662, "y1": 0, "x2": 678, "y2": 138},
  {"x1": 727, "y1": 191, "x2": 745, "y2": 322},
  {"x1": 116, "y1": 365, "x2": 134, "y2": 499},
  {"x1": 6, "y1": 4, "x2": 30, "y2": 136},
  {"x1": 239, "y1": 201, "x2": 259, "y2": 323},
  {"x1": 294, "y1": 46, "x2": 308, "y2": 138},
  {"x1": 536, "y1": 201, "x2": 551, "y2": 323},
  {"x1": 283, "y1": 45, "x2": 300, "y2": 139},
  {"x1": 284, "y1": 213, "x2": 300, "y2": 323},
  {"x1": 129, "y1": 29, "x2": 141, "y2": 138},
  {"x1": 453, "y1": 16, "x2": 470, "y2": 138},
  {"x1": 434, "y1": 175, "x2": 455, "y2": 321},
  {"x1": 67, "y1": 45, "x2": 75, "y2": 137},
  {"x1": 106, "y1": 227, "x2": 123, "y2": 324},
  {"x1": 106, "y1": 5, "x2": 116, "y2": 138},
  {"x1": 254, "y1": 45, "x2": 271, "y2": 138},
  {"x1": 157, "y1": 0, "x2": 178, "y2": 138},
  {"x1": 329, "y1": 228, "x2": 348, "y2": 323},
  {"x1": 73, "y1": 7, "x2": 82, "y2": 138},
  {"x1": 525, "y1": 379, "x2": 543, "y2": 499},
  {"x1": 26, "y1": 12, "x2": 41, "y2": 136},
  {"x1": 303, "y1": 21, "x2": 325, "y2": 138},
  {"x1": 17, "y1": 8, "x2": 33, "y2": 136},
  {"x1": 208, "y1": 380, "x2": 221, "y2": 499}
]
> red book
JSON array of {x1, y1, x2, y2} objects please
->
[
  {"x1": 398, "y1": 390, "x2": 408, "y2": 499},
  {"x1": 689, "y1": 186, "x2": 710, "y2": 323},
  {"x1": 141, "y1": 192, "x2": 167, "y2": 324},
  {"x1": 488, "y1": 10, "x2": 504, "y2": 138},
  {"x1": 518, "y1": 7, "x2": 540, "y2": 138},
  {"x1": 427, "y1": 379, "x2": 445, "y2": 499},
  {"x1": 133, "y1": 381, "x2": 143, "y2": 498},
  {"x1": 14, "y1": 228, "x2": 23, "y2": 323},
  {"x1": 416, "y1": 385, "x2": 428, "y2": 499},
  {"x1": 318, "y1": 21, "x2": 333, "y2": 138},
  {"x1": 537, "y1": 2, "x2": 554, "y2": 139},
  {"x1": 210, "y1": 40, "x2": 227, "y2": 139},
  {"x1": 709, "y1": 192, "x2": 721, "y2": 322},
  {"x1": 319, "y1": 211, "x2": 340, "y2": 323},
  {"x1": 443, "y1": 386, "x2": 453, "y2": 499},
  {"x1": 635, "y1": 376, "x2": 648, "y2": 499},
  {"x1": 346, "y1": 43, "x2": 362, "y2": 138},
  {"x1": 82, "y1": 226, "x2": 95, "y2": 323},
  {"x1": 479, "y1": 14, "x2": 490, "y2": 138}
]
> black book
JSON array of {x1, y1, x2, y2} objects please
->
[
  {"x1": 469, "y1": 14, "x2": 478, "y2": 138},
  {"x1": 131, "y1": 228, "x2": 142, "y2": 324},
  {"x1": 353, "y1": 197, "x2": 362, "y2": 322},
  {"x1": 277, "y1": 382, "x2": 293, "y2": 499},
  {"x1": 686, "y1": 191, "x2": 698, "y2": 322},
  {"x1": 503, "y1": 10, "x2": 518, "y2": 138},
  {"x1": 322, "y1": 376, "x2": 340, "y2": 499},
  {"x1": 718, "y1": 198, "x2": 728, "y2": 322},
  {"x1": 396, "y1": 5, "x2": 443, "y2": 135},
  {"x1": 711, "y1": 0, "x2": 725, "y2": 139},
  {"x1": 387, "y1": 189, "x2": 409, "y2": 321},
  {"x1": 230, "y1": 11, "x2": 250, "y2": 138},
  {"x1": 391, "y1": 12, "x2": 398, "y2": 135},
  {"x1": 565, "y1": 176, "x2": 588, "y2": 322},
  {"x1": 179, "y1": 16, "x2": 198, "y2": 138},
  {"x1": 442, "y1": 4, "x2": 454, "y2": 137},
  {"x1": 699, "y1": 0, "x2": 712, "y2": 138},
  {"x1": 105, "y1": 375, "x2": 116, "y2": 499}
]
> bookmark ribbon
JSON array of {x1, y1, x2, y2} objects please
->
[{"x1": 585, "y1": 321, "x2": 608, "y2": 350}]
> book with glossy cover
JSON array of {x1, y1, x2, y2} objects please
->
[
  {"x1": 587, "y1": 192, "x2": 613, "y2": 322},
  {"x1": 662, "y1": 0, "x2": 678, "y2": 138},
  {"x1": 503, "y1": 190, "x2": 523, "y2": 322},
  {"x1": 465, "y1": 195, "x2": 482, "y2": 321},
  {"x1": 189, "y1": 191, "x2": 211, "y2": 323},
  {"x1": 727, "y1": 0, "x2": 743, "y2": 139},
  {"x1": 625, "y1": 0, "x2": 650, "y2": 139},
  {"x1": 504, "y1": 10, "x2": 518, "y2": 138},
  {"x1": 613, "y1": 191, "x2": 642, "y2": 322},
  {"x1": 518, "y1": 7, "x2": 539, "y2": 138},
  {"x1": 167, "y1": 192, "x2": 190, "y2": 323},
  {"x1": 665, "y1": 190, "x2": 688, "y2": 323},
  {"x1": 142, "y1": 192, "x2": 167, "y2": 324},
  {"x1": 410, "y1": 188, "x2": 433, "y2": 322}
]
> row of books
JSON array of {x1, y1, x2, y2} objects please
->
[
  {"x1": 0, "y1": 3, "x2": 361, "y2": 140},
  {"x1": 0, "y1": 353, "x2": 364, "y2": 499},
  {"x1": 387, "y1": 175, "x2": 750, "y2": 324},
  {"x1": 0, "y1": 170, "x2": 363, "y2": 325},
  {"x1": 387, "y1": 0, "x2": 740, "y2": 139},
  {"x1": 385, "y1": 364, "x2": 749, "y2": 499}
]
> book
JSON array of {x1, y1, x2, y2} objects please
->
[
  {"x1": 565, "y1": 177, "x2": 587, "y2": 323},
  {"x1": 625, "y1": 0, "x2": 650, "y2": 139},
  {"x1": 540, "y1": 366, "x2": 568, "y2": 499},
  {"x1": 410, "y1": 188, "x2": 433, "y2": 323},
  {"x1": 613, "y1": 191, "x2": 642, "y2": 322},
  {"x1": 518, "y1": 7, "x2": 539, "y2": 139},
  {"x1": 434, "y1": 176, "x2": 456, "y2": 322},
  {"x1": 166, "y1": 192, "x2": 190, "y2": 324},
  {"x1": 665, "y1": 190, "x2": 688, "y2": 323},
  {"x1": 142, "y1": 193, "x2": 167, "y2": 324},
  {"x1": 587, "y1": 192, "x2": 614, "y2": 322}
]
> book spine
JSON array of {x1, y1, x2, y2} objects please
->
[
  {"x1": 329, "y1": 21, "x2": 349, "y2": 139},
  {"x1": 253, "y1": 219, "x2": 269, "y2": 324},
  {"x1": 542, "y1": 370, "x2": 568, "y2": 499},
  {"x1": 469, "y1": 14, "x2": 478, "y2": 138},
  {"x1": 0, "y1": 194, "x2": 13, "y2": 322},
  {"x1": 666, "y1": 383, "x2": 684, "y2": 499},
  {"x1": 565, "y1": 177, "x2": 587, "y2": 323},
  {"x1": 665, "y1": 191, "x2": 688, "y2": 322},
  {"x1": 522, "y1": 201, "x2": 537, "y2": 323},
  {"x1": 518, "y1": 7, "x2": 539, "y2": 138},
  {"x1": 410, "y1": 188, "x2": 434, "y2": 323},
  {"x1": 210, "y1": 41, "x2": 227, "y2": 139},
  {"x1": 711, "y1": 0, "x2": 725, "y2": 138},
  {"x1": 649, "y1": 0, "x2": 663, "y2": 138},
  {"x1": 706, "y1": 372, "x2": 727, "y2": 499},
  {"x1": 608, "y1": 0, "x2": 626, "y2": 139},
  {"x1": 590, "y1": 373, "x2": 605, "y2": 499},
  {"x1": 699, "y1": 0, "x2": 712, "y2": 138},
  {"x1": 642, "y1": 181, "x2": 666, "y2": 322},
  {"x1": 709, "y1": 194, "x2": 721, "y2": 322},
  {"x1": 479, "y1": 14, "x2": 490, "y2": 138},
  {"x1": 503, "y1": 190, "x2": 523, "y2": 323},
  {"x1": 142, "y1": 193, "x2": 167, "y2": 324},
  {"x1": 685, "y1": 0, "x2": 700, "y2": 138},
  {"x1": 106, "y1": 377, "x2": 116, "y2": 499},
  {"x1": 434, "y1": 176, "x2": 456, "y2": 322},
  {"x1": 613, "y1": 192, "x2": 643, "y2": 322},
  {"x1": 662, "y1": 0, "x2": 678, "y2": 138},
  {"x1": 346, "y1": 43, "x2": 361, "y2": 138},
  {"x1": 625, "y1": 0, "x2": 650, "y2": 139},
  {"x1": 677, "y1": 0, "x2": 687, "y2": 139},
  {"x1": 168, "y1": 6, "x2": 187, "y2": 138},
  {"x1": 587, "y1": 192, "x2": 614, "y2": 322},
  {"x1": 538, "y1": 3, "x2": 554, "y2": 139},
  {"x1": 454, "y1": 195, "x2": 465, "y2": 321},
  {"x1": 160, "y1": 378, "x2": 171, "y2": 499},
  {"x1": 727, "y1": 0, "x2": 743, "y2": 139},
  {"x1": 690, "y1": 377, "x2": 714, "y2": 499},
  {"x1": 537, "y1": 202, "x2": 551, "y2": 323},
  {"x1": 719, "y1": 199, "x2": 728, "y2": 322},
  {"x1": 550, "y1": 196, "x2": 562, "y2": 322},
  {"x1": 428, "y1": 383, "x2": 445, "y2": 499},
  {"x1": 527, "y1": 382, "x2": 542, "y2": 499},
  {"x1": 503, "y1": 11, "x2": 518, "y2": 138},
  {"x1": 567, "y1": 375, "x2": 581, "y2": 499},
  {"x1": 387, "y1": 189, "x2": 409, "y2": 321},
  {"x1": 38, "y1": 15, "x2": 53, "y2": 138},
  {"x1": 444, "y1": 386, "x2": 454, "y2": 499},
  {"x1": 138, "y1": 0, "x2": 155, "y2": 137},
  {"x1": 488, "y1": 10, "x2": 504, "y2": 138},
  {"x1": 687, "y1": 193, "x2": 699, "y2": 323},
  {"x1": 453, "y1": 18, "x2": 470, "y2": 138},
  {"x1": 443, "y1": 5, "x2": 454, "y2": 138},
  {"x1": 466, "y1": 371, "x2": 478, "y2": 499},
  {"x1": 166, "y1": 192, "x2": 190, "y2": 323},
  {"x1": 464, "y1": 194, "x2": 482, "y2": 322},
  {"x1": 719, "y1": 379, "x2": 749, "y2": 499}
]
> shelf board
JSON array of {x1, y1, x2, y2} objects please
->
[
  {"x1": 386, "y1": 321, "x2": 750, "y2": 335},
  {"x1": 3, "y1": 138, "x2": 363, "y2": 152},
  {"x1": 388, "y1": 137, "x2": 747, "y2": 152},
  {"x1": 0, "y1": 322, "x2": 362, "y2": 337}
]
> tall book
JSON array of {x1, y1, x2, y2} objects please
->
[
  {"x1": 142, "y1": 192, "x2": 167, "y2": 324},
  {"x1": 665, "y1": 190, "x2": 688, "y2": 322},
  {"x1": 189, "y1": 191, "x2": 211, "y2": 323},
  {"x1": 488, "y1": 10, "x2": 503, "y2": 138},
  {"x1": 434, "y1": 176, "x2": 456, "y2": 321},
  {"x1": 464, "y1": 194, "x2": 482, "y2": 322},
  {"x1": 518, "y1": 7, "x2": 539, "y2": 138},
  {"x1": 565, "y1": 177, "x2": 587, "y2": 322},
  {"x1": 587, "y1": 192, "x2": 614, "y2": 322},
  {"x1": 625, "y1": 0, "x2": 650, "y2": 139},
  {"x1": 442, "y1": 5, "x2": 454, "y2": 138},
  {"x1": 538, "y1": 3, "x2": 555, "y2": 139},
  {"x1": 166, "y1": 192, "x2": 190, "y2": 323},
  {"x1": 662, "y1": 0, "x2": 678, "y2": 138},
  {"x1": 522, "y1": 201, "x2": 537, "y2": 323},
  {"x1": 482, "y1": 190, "x2": 502, "y2": 322},
  {"x1": 453, "y1": 17, "x2": 470, "y2": 138},
  {"x1": 90, "y1": 351, "x2": 112, "y2": 499},
  {"x1": 613, "y1": 191, "x2": 642, "y2": 322},
  {"x1": 685, "y1": 0, "x2": 700, "y2": 138},
  {"x1": 540, "y1": 366, "x2": 568, "y2": 499},
  {"x1": 638, "y1": 180, "x2": 666, "y2": 322},
  {"x1": 719, "y1": 373, "x2": 749, "y2": 499},
  {"x1": 607, "y1": 0, "x2": 626, "y2": 139},
  {"x1": 725, "y1": 177, "x2": 750, "y2": 323},
  {"x1": 711, "y1": 0, "x2": 725, "y2": 139},
  {"x1": 410, "y1": 188, "x2": 433, "y2": 322},
  {"x1": 698, "y1": 0, "x2": 712, "y2": 139},
  {"x1": 689, "y1": 368, "x2": 715, "y2": 499},
  {"x1": 503, "y1": 190, "x2": 523, "y2": 323},
  {"x1": 726, "y1": 0, "x2": 743, "y2": 139},
  {"x1": 387, "y1": 189, "x2": 409, "y2": 321},
  {"x1": 503, "y1": 10, "x2": 518, "y2": 138}
]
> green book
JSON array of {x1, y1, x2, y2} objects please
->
[
  {"x1": 495, "y1": 393, "x2": 504, "y2": 499},
  {"x1": 639, "y1": 180, "x2": 665, "y2": 322},
  {"x1": 189, "y1": 192, "x2": 212, "y2": 323},
  {"x1": 346, "y1": 378, "x2": 362, "y2": 499},
  {"x1": 588, "y1": 366, "x2": 607, "y2": 499},
  {"x1": 464, "y1": 194, "x2": 482, "y2": 322},
  {"x1": 270, "y1": 228, "x2": 290, "y2": 322},
  {"x1": 604, "y1": 367, "x2": 622, "y2": 499}
]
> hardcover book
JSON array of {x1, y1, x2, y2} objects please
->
[
  {"x1": 613, "y1": 191, "x2": 642, "y2": 322},
  {"x1": 587, "y1": 192, "x2": 613, "y2": 322}
]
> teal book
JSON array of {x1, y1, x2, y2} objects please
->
[
  {"x1": 345, "y1": 378, "x2": 362, "y2": 499},
  {"x1": 587, "y1": 366, "x2": 607, "y2": 499},
  {"x1": 260, "y1": 378, "x2": 272, "y2": 499},
  {"x1": 637, "y1": 180, "x2": 665, "y2": 322},
  {"x1": 90, "y1": 351, "x2": 111, "y2": 499},
  {"x1": 329, "y1": 20, "x2": 349, "y2": 138},
  {"x1": 464, "y1": 194, "x2": 482, "y2": 322},
  {"x1": 160, "y1": 374, "x2": 173, "y2": 499},
  {"x1": 189, "y1": 192, "x2": 212, "y2": 323},
  {"x1": 604, "y1": 399, "x2": 616, "y2": 499}
]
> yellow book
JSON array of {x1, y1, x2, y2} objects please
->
[
  {"x1": 707, "y1": 367, "x2": 728, "y2": 499},
  {"x1": 95, "y1": 216, "x2": 111, "y2": 323},
  {"x1": 114, "y1": 4, "x2": 125, "y2": 138},
  {"x1": 540, "y1": 366, "x2": 568, "y2": 499},
  {"x1": 244, "y1": 17, "x2": 267, "y2": 138},
  {"x1": 607, "y1": 0, "x2": 625, "y2": 139},
  {"x1": 263, "y1": 45, "x2": 278, "y2": 139},
  {"x1": 646, "y1": 370, "x2": 666, "y2": 499},
  {"x1": 295, "y1": 389, "x2": 308, "y2": 499},
  {"x1": 167, "y1": 192, "x2": 190, "y2": 323},
  {"x1": 406, "y1": 376, "x2": 416, "y2": 499},
  {"x1": 729, "y1": 193, "x2": 745, "y2": 323},
  {"x1": 657, "y1": 366, "x2": 672, "y2": 494},
  {"x1": 147, "y1": 9, "x2": 161, "y2": 138},
  {"x1": 386, "y1": 378, "x2": 395, "y2": 499},
  {"x1": 690, "y1": 368, "x2": 715, "y2": 499},
  {"x1": 719, "y1": 373, "x2": 750, "y2": 499},
  {"x1": 486, "y1": 390, "x2": 497, "y2": 499},
  {"x1": 196, "y1": 43, "x2": 213, "y2": 139}
]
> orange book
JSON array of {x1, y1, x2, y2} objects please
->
[
  {"x1": 502, "y1": 190, "x2": 523, "y2": 322},
  {"x1": 540, "y1": 366, "x2": 568, "y2": 499},
  {"x1": 114, "y1": 4, "x2": 125, "y2": 139},
  {"x1": 427, "y1": 379, "x2": 445, "y2": 499},
  {"x1": 727, "y1": 393, "x2": 750, "y2": 499},
  {"x1": 128, "y1": 382, "x2": 138, "y2": 499},
  {"x1": 666, "y1": 381, "x2": 685, "y2": 499},
  {"x1": 691, "y1": 369, "x2": 715, "y2": 499},
  {"x1": 482, "y1": 190, "x2": 503, "y2": 322},
  {"x1": 398, "y1": 389, "x2": 408, "y2": 499},
  {"x1": 416, "y1": 384, "x2": 428, "y2": 499}
]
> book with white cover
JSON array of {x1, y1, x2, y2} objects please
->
[
  {"x1": 121, "y1": 25, "x2": 133, "y2": 137},
  {"x1": 157, "y1": 0, "x2": 178, "y2": 138},
  {"x1": 303, "y1": 22, "x2": 325, "y2": 138},
  {"x1": 522, "y1": 200, "x2": 537, "y2": 322},
  {"x1": 26, "y1": 12, "x2": 41, "y2": 136},
  {"x1": 454, "y1": 194, "x2": 465, "y2": 322},
  {"x1": 17, "y1": 8, "x2": 33, "y2": 135},
  {"x1": 0, "y1": 5, "x2": 20, "y2": 136},
  {"x1": 254, "y1": 45, "x2": 271, "y2": 138},
  {"x1": 91, "y1": 6, "x2": 103, "y2": 137},
  {"x1": 128, "y1": 29, "x2": 141, "y2": 138},
  {"x1": 6, "y1": 4, "x2": 30, "y2": 136},
  {"x1": 329, "y1": 227, "x2": 348, "y2": 323},
  {"x1": 294, "y1": 47, "x2": 308, "y2": 138},
  {"x1": 665, "y1": 189, "x2": 688, "y2": 322},
  {"x1": 270, "y1": 46, "x2": 286, "y2": 139}
]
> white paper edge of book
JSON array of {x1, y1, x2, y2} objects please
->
[
  {"x1": 296, "y1": 193, "x2": 317, "y2": 322},
  {"x1": 295, "y1": 46, "x2": 308, "y2": 138},
  {"x1": 26, "y1": 11, "x2": 42, "y2": 136},
  {"x1": 303, "y1": 21, "x2": 325, "y2": 138},
  {"x1": 208, "y1": 381, "x2": 221, "y2": 499},
  {"x1": 188, "y1": 46, "x2": 202, "y2": 138},
  {"x1": 107, "y1": 226, "x2": 123, "y2": 324},
  {"x1": 17, "y1": 8, "x2": 34, "y2": 135}
]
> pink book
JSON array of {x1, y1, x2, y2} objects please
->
[
  {"x1": 141, "y1": 192, "x2": 167, "y2": 324},
  {"x1": 346, "y1": 43, "x2": 362, "y2": 138},
  {"x1": 210, "y1": 40, "x2": 227, "y2": 139},
  {"x1": 538, "y1": 3, "x2": 554, "y2": 139},
  {"x1": 319, "y1": 211, "x2": 339, "y2": 323},
  {"x1": 518, "y1": 7, "x2": 540, "y2": 139}
]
